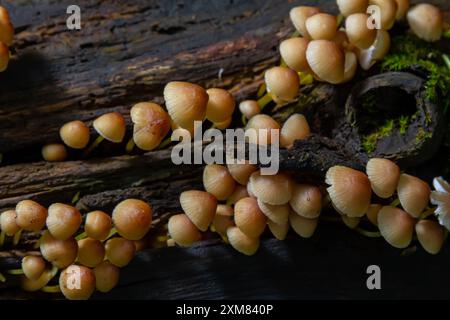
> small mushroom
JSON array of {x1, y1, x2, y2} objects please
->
[
  {"x1": 366, "y1": 158, "x2": 400, "y2": 198},
  {"x1": 168, "y1": 213, "x2": 201, "y2": 247},
  {"x1": 245, "y1": 114, "x2": 281, "y2": 145},
  {"x1": 257, "y1": 199, "x2": 289, "y2": 225},
  {"x1": 289, "y1": 211, "x2": 318, "y2": 238},
  {"x1": 337, "y1": 0, "x2": 368, "y2": 17},
  {"x1": 305, "y1": 13, "x2": 337, "y2": 40},
  {"x1": 226, "y1": 226, "x2": 260, "y2": 256},
  {"x1": 203, "y1": 164, "x2": 236, "y2": 200},
  {"x1": 234, "y1": 197, "x2": 267, "y2": 238},
  {"x1": 59, "y1": 265, "x2": 96, "y2": 300},
  {"x1": 85, "y1": 210, "x2": 113, "y2": 241},
  {"x1": 227, "y1": 161, "x2": 258, "y2": 185},
  {"x1": 16, "y1": 200, "x2": 48, "y2": 232},
  {"x1": 0, "y1": 210, "x2": 20, "y2": 236},
  {"x1": 397, "y1": 174, "x2": 430, "y2": 218},
  {"x1": 280, "y1": 114, "x2": 310, "y2": 148},
  {"x1": 206, "y1": 88, "x2": 235, "y2": 123},
  {"x1": 357, "y1": 29, "x2": 391, "y2": 70},
  {"x1": 105, "y1": 237, "x2": 136, "y2": 267},
  {"x1": 77, "y1": 238, "x2": 105, "y2": 268},
  {"x1": 42, "y1": 143, "x2": 68, "y2": 162},
  {"x1": 264, "y1": 66, "x2": 300, "y2": 103},
  {"x1": 40, "y1": 231, "x2": 78, "y2": 269},
  {"x1": 377, "y1": 206, "x2": 415, "y2": 248},
  {"x1": 239, "y1": 100, "x2": 260, "y2": 120},
  {"x1": 280, "y1": 37, "x2": 310, "y2": 72},
  {"x1": 22, "y1": 256, "x2": 47, "y2": 281},
  {"x1": 249, "y1": 171, "x2": 293, "y2": 205},
  {"x1": 46, "y1": 203, "x2": 82, "y2": 240},
  {"x1": 268, "y1": 220, "x2": 289, "y2": 240},
  {"x1": 289, "y1": 184, "x2": 322, "y2": 219},
  {"x1": 59, "y1": 120, "x2": 90, "y2": 149},
  {"x1": 94, "y1": 261, "x2": 120, "y2": 293},
  {"x1": 179, "y1": 190, "x2": 217, "y2": 231},
  {"x1": 369, "y1": 0, "x2": 398, "y2": 30},
  {"x1": 306, "y1": 40, "x2": 345, "y2": 84},
  {"x1": 290, "y1": 6, "x2": 321, "y2": 38},
  {"x1": 407, "y1": 3, "x2": 443, "y2": 42},
  {"x1": 345, "y1": 13, "x2": 377, "y2": 49},
  {"x1": 415, "y1": 220, "x2": 444, "y2": 255},
  {"x1": 112, "y1": 199, "x2": 153, "y2": 241}
]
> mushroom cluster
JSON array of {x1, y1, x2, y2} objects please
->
[
  {"x1": 0, "y1": 198, "x2": 153, "y2": 300},
  {"x1": 0, "y1": 6, "x2": 13, "y2": 72}
]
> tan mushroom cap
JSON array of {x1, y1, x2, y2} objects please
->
[
  {"x1": 394, "y1": 0, "x2": 410, "y2": 20},
  {"x1": 306, "y1": 40, "x2": 345, "y2": 84},
  {"x1": 234, "y1": 197, "x2": 267, "y2": 238},
  {"x1": 245, "y1": 114, "x2": 281, "y2": 145},
  {"x1": 250, "y1": 171, "x2": 293, "y2": 205},
  {"x1": 168, "y1": 214, "x2": 201, "y2": 247},
  {"x1": 0, "y1": 42, "x2": 9, "y2": 72},
  {"x1": 407, "y1": 3, "x2": 443, "y2": 42},
  {"x1": 59, "y1": 265, "x2": 96, "y2": 300},
  {"x1": 226, "y1": 226, "x2": 260, "y2": 256},
  {"x1": 227, "y1": 161, "x2": 258, "y2": 185},
  {"x1": 280, "y1": 114, "x2": 310, "y2": 148},
  {"x1": 94, "y1": 261, "x2": 120, "y2": 293},
  {"x1": 203, "y1": 164, "x2": 236, "y2": 200},
  {"x1": 77, "y1": 238, "x2": 105, "y2": 268},
  {"x1": 345, "y1": 13, "x2": 377, "y2": 49},
  {"x1": 366, "y1": 158, "x2": 400, "y2": 198},
  {"x1": 289, "y1": 212, "x2": 318, "y2": 238},
  {"x1": 257, "y1": 198, "x2": 290, "y2": 225},
  {"x1": 16, "y1": 200, "x2": 48, "y2": 232},
  {"x1": 179, "y1": 190, "x2": 217, "y2": 231},
  {"x1": 85, "y1": 210, "x2": 112, "y2": 241},
  {"x1": 289, "y1": 184, "x2": 322, "y2": 219},
  {"x1": 105, "y1": 237, "x2": 136, "y2": 267},
  {"x1": 369, "y1": 0, "x2": 398, "y2": 30},
  {"x1": 206, "y1": 88, "x2": 235, "y2": 123},
  {"x1": 289, "y1": 6, "x2": 321, "y2": 38},
  {"x1": 397, "y1": 173, "x2": 430, "y2": 218},
  {"x1": 40, "y1": 231, "x2": 78, "y2": 269},
  {"x1": 358, "y1": 29, "x2": 391, "y2": 71},
  {"x1": 264, "y1": 66, "x2": 300, "y2": 103},
  {"x1": 59, "y1": 120, "x2": 90, "y2": 149},
  {"x1": 212, "y1": 205, "x2": 234, "y2": 235},
  {"x1": 326, "y1": 166, "x2": 371, "y2": 217},
  {"x1": 0, "y1": 15, "x2": 13, "y2": 46},
  {"x1": 93, "y1": 112, "x2": 126, "y2": 143},
  {"x1": 0, "y1": 210, "x2": 20, "y2": 236},
  {"x1": 112, "y1": 199, "x2": 152, "y2": 241},
  {"x1": 214, "y1": 117, "x2": 232, "y2": 130},
  {"x1": 342, "y1": 216, "x2": 361, "y2": 229},
  {"x1": 279, "y1": 37, "x2": 310, "y2": 72},
  {"x1": 164, "y1": 81, "x2": 208, "y2": 132},
  {"x1": 21, "y1": 267, "x2": 58, "y2": 292},
  {"x1": 239, "y1": 100, "x2": 261, "y2": 120},
  {"x1": 415, "y1": 220, "x2": 445, "y2": 255},
  {"x1": 22, "y1": 256, "x2": 47, "y2": 281},
  {"x1": 378, "y1": 206, "x2": 415, "y2": 248},
  {"x1": 337, "y1": 0, "x2": 368, "y2": 17},
  {"x1": 46, "y1": 203, "x2": 82, "y2": 240},
  {"x1": 268, "y1": 220, "x2": 289, "y2": 240},
  {"x1": 42, "y1": 143, "x2": 68, "y2": 162},
  {"x1": 305, "y1": 13, "x2": 337, "y2": 41}
]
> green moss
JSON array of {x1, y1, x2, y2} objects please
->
[
  {"x1": 398, "y1": 115, "x2": 409, "y2": 135},
  {"x1": 362, "y1": 120, "x2": 394, "y2": 153},
  {"x1": 416, "y1": 128, "x2": 433, "y2": 143}
]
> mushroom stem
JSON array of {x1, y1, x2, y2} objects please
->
[
  {"x1": 157, "y1": 136, "x2": 172, "y2": 150},
  {"x1": 355, "y1": 227, "x2": 382, "y2": 238},
  {"x1": 0, "y1": 272, "x2": 5, "y2": 282},
  {"x1": 257, "y1": 93, "x2": 273, "y2": 110},
  {"x1": 6, "y1": 268, "x2": 24, "y2": 275},
  {"x1": 241, "y1": 113, "x2": 247, "y2": 126},
  {"x1": 336, "y1": 14, "x2": 344, "y2": 27},
  {"x1": 0, "y1": 231, "x2": 5, "y2": 246},
  {"x1": 390, "y1": 198, "x2": 400, "y2": 207},
  {"x1": 104, "y1": 227, "x2": 117, "y2": 242},
  {"x1": 75, "y1": 231, "x2": 87, "y2": 241},
  {"x1": 71, "y1": 191, "x2": 81, "y2": 204},
  {"x1": 419, "y1": 207, "x2": 436, "y2": 220},
  {"x1": 82, "y1": 135, "x2": 105, "y2": 159},
  {"x1": 125, "y1": 138, "x2": 135, "y2": 154},
  {"x1": 443, "y1": 54, "x2": 450, "y2": 70},
  {"x1": 299, "y1": 72, "x2": 314, "y2": 85},
  {"x1": 13, "y1": 229, "x2": 22, "y2": 246},
  {"x1": 257, "y1": 83, "x2": 266, "y2": 98},
  {"x1": 41, "y1": 285, "x2": 61, "y2": 293}
]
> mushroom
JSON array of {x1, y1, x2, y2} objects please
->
[
  {"x1": 407, "y1": 3, "x2": 443, "y2": 42},
  {"x1": 377, "y1": 206, "x2": 415, "y2": 248},
  {"x1": 357, "y1": 29, "x2": 391, "y2": 70},
  {"x1": 366, "y1": 158, "x2": 400, "y2": 198},
  {"x1": 279, "y1": 37, "x2": 310, "y2": 73},
  {"x1": 268, "y1": 220, "x2": 289, "y2": 240},
  {"x1": 21, "y1": 266, "x2": 58, "y2": 292},
  {"x1": 226, "y1": 185, "x2": 250, "y2": 205},
  {"x1": 305, "y1": 13, "x2": 337, "y2": 40},
  {"x1": 85, "y1": 210, "x2": 113, "y2": 241},
  {"x1": 257, "y1": 199, "x2": 290, "y2": 225},
  {"x1": 397, "y1": 173, "x2": 430, "y2": 218},
  {"x1": 245, "y1": 114, "x2": 281, "y2": 145},
  {"x1": 394, "y1": 0, "x2": 410, "y2": 20},
  {"x1": 337, "y1": 0, "x2": 368, "y2": 17},
  {"x1": 0, "y1": 210, "x2": 20, "y2": 244},
  {"x1": 226, "y1": 161, "x2": 258, "y2": 185},
  {"x1": 366, "y1": 203, "x2": 382, "y2": 226},
  {"x1": 369, "y1": 0, "x2": 398, "y2": 30},
  {"x1": 415, "y1": 220, "x2": 444, "y2": 255},
  {"x1": 234, "y1": 197, "x2": 267, "y2": 238},
  {"x1": 289, "y1": 184, "x2": 322, "y2": 219},
  {"x1": 94, "y1": 261, "x2": 120, "y2": 293},
  {"x1": 77, "y1": 238, "x2": 105, "y2": 268},
  {"x1": 163, "y1": 81, "x2": 208, "y2": 132},
  {"x1": 203, "y1": 164, "x2": 236, "y2": 200},
  {"x1": 264, "y1": 66, "x2": 300, "y2": 103},
  {"x1": 179, "y1": 190, "x2": 217, "y2": 231},
  {"x1": 105, "y1": 237, "x2": 136, "y2": 267},
  {"x1": 205, "y1": 88, "x2": 235, "y2": 123},
  {"x1": 129, "y1": 102, "x2": 171, "y2": 152},
  {"x1": 280, "y1": 114, "x2": 310, "y2": 148},
  {"x1": 40, "y1": 231, "x2": 78, "y2": 269},
  {"x1": 325, "y1": 166, "x2": 371, "y2": 217},
  {"x1": 16, "y1": 200, "x2": 48, "y2": 232},
  {"x1": 239, "y1": 100, "x2": 261, "y2": 120},
  {"x1": 289, "y1": 211, "x2": 318, "y2": 238},
  {"x1": 59, "y1": 265, "x2": 96, "y2": 300},
  {"x1": 345, "y1": 13, "x2": 377, "y2": 49},
  {"x1": 249, "y1": 171, "x2": 292, "y2": 205},
  {"x1": 59, "y1": 120, "x2": 90, "y2": 149},
  {"x1": 212, "y1": 205, "x2": 234, "y2": 236},
  {"x1": 213, "y1": 117, "x2": 232, "y2": 130},
  {"x1": 112, "y1": 199, "x2": 153, "y2": 241},
  {"x1": 84, "y1": 112, "x2": 126, "y2": 156},
  {"x1": 168, "y1": 213, "x2": 201, "y2": 247},
  {"x1": 306, "y1": 40, "x2": 345, "y2": 84},
  {"x1": 21, "y1": 256, "x2": 47, "y2": 281},
  {"x1": 46, "y1": 203, "x2": 82, "y2": 240},
  {"x1": 42, "y1": 143, "x2": 68, "y2": 162},
  {"x1": 226, "y1": 226, "x2": 260, "y2": 256},
  {"x1": 289, "y1": 6, "x2": 321, "y2": 38},
  {"x1": 0, "y1": 7, "x2": 13, "y2": 46}
]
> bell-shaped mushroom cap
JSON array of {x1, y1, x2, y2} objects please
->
[
  {"x1": 337, "y1": 0, "x2": 368, "y2": 17},
  {"x1": 105, "y1": 237, "x2": 136, "y2": 267},
  {"x1": 214, "y1": 117, "x2": 232, "y2": 130},
  {"x1": 289, "y1": 6, "x2": 321, "y2": 38},
  {"x1": 366, "y1": 158, "x2": 400, "y2": 198},
  {"x1": 163, "y1": 81, "x2": 208, "y2": 131},
  {"x1": 93, "y1": 112, "x2": 126, "y2": 143},
  {"x1": 203, "y1": 164, "x2": 236, "y2": 201},
  {"x1": 366, "y1": 203, "x2": 382, "y2": 226},
  {"x1": 306, "y1": 40, "x2": 345, "y2": 84},
  {"x1": 0, "y1": 42, "x2": 9, "y2": 72},
  {"x1": 16, "y1": 200, "x2": 48, "y2": 232},
  {"x1": 358, "y1": 29, "x2": 391, "y2": 70},
  {"x1": 21, "y1": 267, "x2": 58, "y2": 292},
  {"x1": 305, "y1": 13, "x2": 337, "y2": 41},
  {"x1": 94, "y1": 261, "x2": 120, "y2": 293},
  {"x1": 430, "y1": 177, "x2": 450, "y2": 230},
  {"x1": 279, "y1": 37, "x2": 310, "y2": 72},
  {"x1": 0, "y1": 210, "x2": 20, "y2": 236},
  {"x1": 168, "y1": 214, "x2": 201, "y2": 247},
  {"x1": 257, "y1": 198, "x2": 289, "y2": 225},
  {"x1": 22, "y1": 256, "x2": 47, "y2": 281},
  {"x1": 268, "y1": 220, "x2": 289, "y2": 240},
  {"x1": 407, "y1": 3, "x2": 443, "y2": 42},
  {"x1": 394, "y1": 0, "x2": 410, "y2": 20},
  {"x1": 245, "y1": 114, "x2": 281, "y2": 145},
  {"x1": 227, "y1": 161, "x2": 258, "y2": 185},
  {"x1": 179, "y1": 190, "x2": 217, "y2": 231},
  {"x1": 234, "y1": 197, "x2": 267, "y2": 238},
  {"x1": 85, "y1": 210, "x2": 112, "y2": 241},
  {"x1": 249, "y1": 171, "x2": 293, "y2": 205},
  {"x1": 289, "y1": 212, "x2": 318, "y2": 238},
  {"x1": 226, "y1": 226, "x2": 260, "y2": 256},
  {"x1": 40, "y1": 231, "x2": 78, "y2": 269},
  {"x1": 289, "y1": 184, "x2": 322, "y2": 219},
  {"x1": 280, "y1": 114, "x2": 310, "y2": 148},
  {"x1": 326, "y1": 166, "x2": 371, "y2": 217},
  {"x1": 415, "y1": 220, "x2": 444, "y2": 255},
  {"x1": 378, "y1": 206, "x2": 415, "y2": 248},
  {"x1": 46, "y1": 203, "x2": 82, "y2": 240},
  {"x1": 205, "y1": 88, "x2": 235, "y2": 123},
  {"x1": 42, "y1": 144, "x2": 68, "y2": 162},
  {"x1": 264, "y1": 66, "x2": 300, "y2": 102},
  {"x1": 59, "y1": 120, "x2": 90, "y2": 149},
  {"x1": 397, "y1": 173, "x2": 430, "y2": 218},
  {"x1": 77, "y1": 238, "x2": 105, "y2": 268},
  {"x1": 112, "y1": 199, "x2": 153, "y2": 241},
  {"x1": 369, "y1": 0, "x2": 398, "y2": 30},
  {"x1": 59, "y1": 265, "x2": 96, "y2": 300},
  {"x1": 345, "y1": 13, "x2": 377, "y2": 49},
  {"x1": 239, "y1": 100, "x2": 260, "y2": 120}
]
